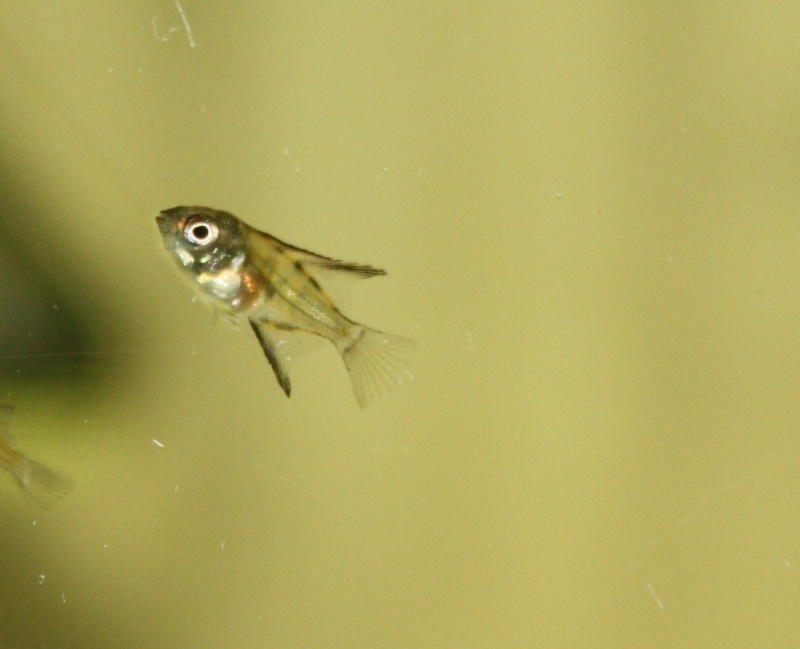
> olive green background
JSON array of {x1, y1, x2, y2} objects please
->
[{"x1": 1, "y1": 2, "x2": 800, "y2": 647}]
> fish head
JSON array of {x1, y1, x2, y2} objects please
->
[{"x1": 156, "y1": 206, "x2": 247, "y2": 273}]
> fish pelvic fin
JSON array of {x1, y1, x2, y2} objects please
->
[
  {"x1": 249, "y1": 320, "x2": 292, "y2": 398},
  {"x1": 339, "y1": 326, "x2": 415, "y2": 408}
]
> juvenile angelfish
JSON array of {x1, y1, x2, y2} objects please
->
[{"x1": 155, "y1": 206, "x2": 413, "y2": 407}]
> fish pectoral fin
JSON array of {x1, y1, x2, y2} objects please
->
[{"x1": 249, "y1": 320, "x2": 292, "y2": 398}]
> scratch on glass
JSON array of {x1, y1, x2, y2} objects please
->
[
  {"x1": 248, "y1": 457, "x2": 354, "y2": 519},
  {"x1": 173, "y1": 0, "x2": 196, "y2": 48}
]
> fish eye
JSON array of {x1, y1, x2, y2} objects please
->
[{"x1": 185, "y1": 219, "x2": 218, "y2": 246}]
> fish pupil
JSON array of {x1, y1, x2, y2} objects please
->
[{"x1": 185, "y1": 220, "x2": 218, "y2": 246}]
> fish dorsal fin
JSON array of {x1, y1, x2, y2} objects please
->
[
  {"x1": 296, "y1": 254, "x2": 386, "y2": 278},
  {"x1": 249, "y1": 227, "x2": 387, "y2": 280}
]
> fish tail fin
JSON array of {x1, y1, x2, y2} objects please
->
[
  {"x1": 10, "y1": 457, "x2": 73, "y2": 508},
  {"x1": 340, "y1": 326, "x2": 415, "y2": 408}
]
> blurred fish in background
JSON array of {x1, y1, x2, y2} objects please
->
[
  {"x1": 0, "y1": 404, "x2": 71, "y2": 507},
  {"x1": 0, "y1": 191, "x2": 127, "y2": 509}
]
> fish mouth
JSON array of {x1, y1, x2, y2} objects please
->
[{"x1": 155, "y1": 213, "x2": 170, "y2": 236}]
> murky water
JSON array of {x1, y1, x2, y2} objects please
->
[{"x1": 1, "y1": 2, "x2": 800, "y2": 647}]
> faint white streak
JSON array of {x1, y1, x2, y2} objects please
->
[
  {"x1": 406, "y1": 626, "x2": 473, "y2": 649},
  {"x1": 465, "y1": 331, "x2": 475, "y2": 350},
  {"x1": 173, "y1": 0, "x2": 196, "y2": 48},
  {"x1": 152, "y1": 439, "x2": 165, "y2": 448},
  {"x1": 152, "y1": 0, "x2": 196, "y2": 48},
  {"x1": 38, "y1": 574, "x2": 46, "y2": 585},
  {"x1": 248, "y1": 458, "x2": 354, "y2": 519},
  {"x1": 151, "y1": 15, "x2": 179, "y2": 43},
  {"x1": 61, "y1": 591, "x2": 67, "y2": 603},
  {"x1": 646, "y1": 581, "x2": 665, "y2": 610}
]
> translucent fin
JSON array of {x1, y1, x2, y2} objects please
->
[
  {"x1": 340, "y1": 327, "x2": 415, "y2": 408},
  {"x1": 9, "y1": 457, "x2": 73, "y2": 509},
  {"x1": 248, "y1": 226, "x2": 386, "y2": 281},
  {"x1": 249, "y1": 320, "x2": 293, "y2": 398},
  {"x1": 0, "y1": 404, "x2": 72, "y2": 508},
  {"x1": 294, "y1": 252, "x2": 386, "y2": 279}
]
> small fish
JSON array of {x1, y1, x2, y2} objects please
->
[
  {"x1": 156, "y1": 206, "x2": 413, "y2": 407},
  {"x1": 0, "y1": 405, "x2": 72, "y2": 507}
]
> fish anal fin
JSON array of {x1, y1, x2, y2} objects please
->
[{"x1": 249, "y1": 320, "x2": 292, "y2": 398}]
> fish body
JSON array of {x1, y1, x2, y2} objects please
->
[
  {"x1": 156, "y1": 206, "x2": 412, "y2": 407},
  {"x1": 0, "y1": 405, "x2": 71, "y2": 506}
]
